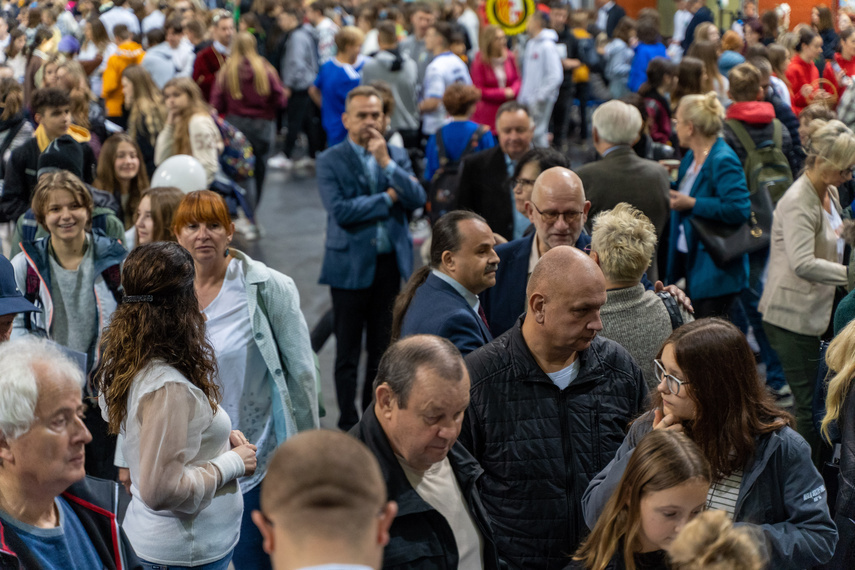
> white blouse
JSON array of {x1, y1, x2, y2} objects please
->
[{"x1": 102, "y1": 361, "x2": 244, "y2": 566}]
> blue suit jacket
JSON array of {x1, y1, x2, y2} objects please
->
[
  {"x1": 317, "y1": 140, "x2": 426, "y2": 289},
  {"x1": 400, "y1": 273, "x2": 493, "y2": 355},
  {"x1": 481, "y1": 232, "x2": 592, "y2": 337},
  {"x1": 666, "y1": 137, "x2": 750, "y2": 300}
]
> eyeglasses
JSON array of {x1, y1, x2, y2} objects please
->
[
  {"x1": 530, "y1": 202, "x2": 585, "y2": 224},
  {"x1": 512, "y1": 177, "x2": 536, "y2": 189},
  {"x1": 654, "y1": 359, "x2": 689, "y2": 395}
]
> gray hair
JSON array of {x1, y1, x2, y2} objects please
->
[
  {"x1": 372, "y1": 335, "x2": 464, "y2": 408},
  {"x1": 0, "y1": 338, "x2": 85, "y2": 440},
  {"x1": 592, "y1": 100, "x2": 643, "y2": 146}
]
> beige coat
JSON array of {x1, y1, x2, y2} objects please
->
[{"x1": 759, "y1": 174, "x2": 848, "y2": 336}]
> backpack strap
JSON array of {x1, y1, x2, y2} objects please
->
[
  {"x1": 772, "y1": 119, "x2": 783, "y2": 149},
  {"x1": 21, "y1": 210, "x2": 38, "y2": 243},
  {"x1": 725, "y1": 119, "x2": 757, "y2": 154},
  {"x1": 24, "y1": 263, "x2": 40, "y2": 331},
  {"x1": 459, "y1": 125, "x2": 489, "y2": 160},
  {"x1": 436, "y1": 127, "x2": 448, "y2": 166},
  {"x1": 656, "y1": 291, "x2": 684, "y2": 331}
]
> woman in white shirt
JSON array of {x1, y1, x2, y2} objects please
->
[
  {"x1": 97, "y1": 241, "x2": 258, "y2": 569},
  {"x1": 78, "y1": 17, "x2": 117, "y2": 101}
]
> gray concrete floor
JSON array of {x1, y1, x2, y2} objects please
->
[{"x1": 233, "y1": 164, "x2": 343, "y2": 429}]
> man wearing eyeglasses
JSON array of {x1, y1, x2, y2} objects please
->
[{"x1": 460, "y1": 245, "x2": 647, "y2": 568}]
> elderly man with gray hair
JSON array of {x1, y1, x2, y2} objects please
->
[
  {"x1": 0, "y1": 338, "x2": 141, "y2": 569},
  {"x1": 575, "y1": 99, "x2": 670, "y2": 280},
  {"x1": 590, "y1": 203, "x2": 694, "y2": 389}
]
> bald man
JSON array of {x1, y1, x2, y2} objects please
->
[
  {"x1": 252, "y1": 430, "x2": 397, "y2": 570},
  {"x1": 481, "y1": 167, "x2": 690, "y2": 336},
  {"x1": 459, "y1": 246, "x2": 647, "y2": 568}
]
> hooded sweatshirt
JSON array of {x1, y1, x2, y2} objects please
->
[
  {"x1": 142, "y1": 42, "x2": 194, "y2": 89},
  {"x1": 724, "y1": 100, "x2": 796, "y2": 176},
  {"x1": 101, "y1": 40, "x2": 146, "y2": 117},
  {"x1": 518, "y1": 28, "x2": 563, "y2": 106},
  {"x1": 360, "y1": 49, "x2": 420, "y2": 131}
]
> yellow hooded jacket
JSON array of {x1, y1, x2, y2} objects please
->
[{"x1": 101, "y1": 41, "x2": 145, "y2": 118}]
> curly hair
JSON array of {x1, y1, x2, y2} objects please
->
[{"x1": 96, "y1": 242, "x2": 220, "y2": 434}]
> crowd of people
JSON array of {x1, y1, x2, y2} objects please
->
[{"x1": 1, "y1": 0, "x2": 855, "y2": 569}]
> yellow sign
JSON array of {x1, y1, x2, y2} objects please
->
[{"x1": 485, "y1": 0, "x2": 537, "y2": 36}]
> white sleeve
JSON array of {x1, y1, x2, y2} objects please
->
[{"x1": 133, "y1": 383, "x2": 244, "y2": 515}]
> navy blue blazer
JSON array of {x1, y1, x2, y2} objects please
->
[
  {"x1": 317, "y1": 140, "x2": 426, "y2": 290},
  {"x1": 481, "y1": 232, "x2": 592, "y2": 337},
  {"x1": 400, "y1": 273, "x2": 493, "y2": 356}
]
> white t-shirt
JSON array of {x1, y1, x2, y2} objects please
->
[
  {"x1": 100, "y1": 6, "x2": 140, "y2": 40},
  {"x1": 202, "y1": 258, "x2": 275, "y2": 493},
  {"x1": 546, "y1": 358, "x2": 581, "y2": 390},
  {"x1": 421, "y1": 52, "x2": 472, "y2": 135},
  {"x1": 399, "y1": 457, "x2": 485, "y2": 569}
]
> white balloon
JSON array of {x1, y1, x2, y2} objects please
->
[{"x1": 150, "y1": 155, "x2": 207, "y2": 194}]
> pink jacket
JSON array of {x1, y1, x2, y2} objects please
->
[{"x1": 471, "y1": 52, "x2": 521, "y2": 132}]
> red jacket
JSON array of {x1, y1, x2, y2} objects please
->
[
  {"x1": 210, "y1": 60, "x2": 286, "y2": 121},
  {"x1": 193, "y1": 45, "x2": 225, "y2": 101},
  {"x1": 471, "y1": 52, "x2": 521, "y2": 132},
  {"x1": 785, "y1": 55, "x2": 819, "y2": 116}
]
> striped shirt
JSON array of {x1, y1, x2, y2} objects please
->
[{"x1": 707, "y1": 471, "x2": 743, "y2": 518}]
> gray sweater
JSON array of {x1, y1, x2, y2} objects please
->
[
  {"x1": 599, "y1": 284, "x2": 694, "y2": 390},
  {"x1": 360, "y1": 50, "x2": 420, "y2": 132}
]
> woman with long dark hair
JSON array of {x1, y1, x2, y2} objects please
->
[
  {"x1": 97, "y1": 241, "x2": 257, "y2": 569},
  {"x1": 583, "y1": 318, "x2": 837, "y2": 569},
  {"x1": 95, "y1": 133, "x2": 150, "y2": 229}
]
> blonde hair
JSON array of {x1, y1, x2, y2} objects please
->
[
  {"x1": 573, "y1": 430, "x2": 711, "y2": 570},
  {"x1": 668, "y1": 510, "x2": 765, "y2": 570},
  {"x1": 678, "y1": 92, "x2": 725, "y2": 138},
  {"x1": 123, "y1": 66, "x2": 166, "y2": 147},
  {"x1": 334, "y1": 26, "x2": 365, "y2": 53},
  {"x1": 822, "y1": 318, "x2": 855, "y2": 441},
  {"x1": 217, "y1": 32, "x2": 271, "y2": 100},
  {"x1": 480, "y1": 24, "x2": 504, "y2": 60},
  {"x1": 805, "y1": 120, "x2": 855, "y2": 174},
  {"x1": 590, "y1": 203, "x2": 657, "y2": 283},
  {"x1": 162, "y1": 77, "x2": 211, "y2": 156}
]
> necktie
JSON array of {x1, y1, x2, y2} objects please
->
[{"x1": 477, "y1": 305, "x2": 492, "y2": 336}]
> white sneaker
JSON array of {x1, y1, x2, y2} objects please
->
[
  {"x1": 233, "y1": 214, "x2": 259, "y2": 241},
  {"x1": 267, "y1": 153, "x2": 293, "y2": 170},
  {"x1": 295, "y1": 157, "x2": 315, "y2": 169}
]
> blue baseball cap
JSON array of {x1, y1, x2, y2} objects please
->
[{"x1": 0, "y1": 254, "x2": 39, "y2": 317}]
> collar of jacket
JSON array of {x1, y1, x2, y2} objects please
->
[
  {"x1": 229, "y1": 248, "x2": 271, "y2": 286},
  {"x1": 21, "y1": 229, "x2": 126, "y2": 281},
  {"x1": 506, "y1": 317, "x2": 604, "y2": 389},
  {"x1": 352, "y1": 405, "x2": 483, "y2": 518}
]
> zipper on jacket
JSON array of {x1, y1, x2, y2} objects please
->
[{"x1": 558, "y1": 388, "x2": 575, "y2": 550}]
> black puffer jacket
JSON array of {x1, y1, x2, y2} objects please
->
[
  {"x1": 460, "y1": 320, "x2": 648, "y2": 569},
  {"x1": 351, "y1": 407, "x2": 504, "y2": 570}
]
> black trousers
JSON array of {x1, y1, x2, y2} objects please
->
[
  {"x1": 330, "y1": 253, "x2": 400, "y2": 430},
  {"x1": 284, "y1": 89, "x2": 324, "y2": 158},
  {"x1": 550, "y1": 84, "x2": 574, "y2": 147},
  {"x1": 84, "y1": 398, "x2": 117, "y2": 481}
]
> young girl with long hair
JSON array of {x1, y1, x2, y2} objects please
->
[
  {"x1": 23, "y1": 27, "x2": 53, "y2": 107},
  {"x1": 96, "y1": 241, "x2": 257, "y2": 569},
  {"x1": 78, "y1": 17, "x2": 116, "y2": 98},
  {"x1": 126, "y1": 186, "x2": 184, "y2": 249},
  {"x1": 767, "y1": 43, "x2": 793, "y2": 107},
  {"x1": 4, "y1": 29, "x2": 26, "y2": 83},
  {"x1": 638, "y1": 57, "x2": 677, "y2": 147},
  {"x1": 57, "y1": 60, "x2": 108, "y2": 153},
  {"x1": 670, "y1": 57, "x2": 706, "y2": 112},
  {"x1": 0, "y1": 78, "x2": 34, "y2": 174},
  {"x1": 155, "y1": 77, "x2": 222, "y2": 187},
  {"x1": 122, "y1": 65, "x2": 166, "y2": 178},
  {"x1": 571, "y1": 430, "x2": 710, "y2": 570},
  {"x1": 210, "y1": 32, "x2": 285, "y2": 200},
  {"x1": 583, "y1": 319, "x2": 837, "y2": 569},
  {"x1": 686, "y1": 40, "x2": 729, "y2": 106},
  {"x1": 95, "y1": 133, "x2": 150, "y2": 229}
]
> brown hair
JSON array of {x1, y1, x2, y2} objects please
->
[
  {"x1": 573, "y1": 430, "x2": 711, "y2": 570},
  {"x1": 480, "y1": 24, "x2": 505, "y2": 60},
  {"x1": 96, "y1": 241, "x2": 221, "y2": 434},
  {"x1": 816, "y1": 5, "x2": 834, "y2": 32},
  {"x1": 728, "y1": 63, "x2": 762, "y2": 102},
  {"x1": 162, "y1": 77, "x2": 211, "y2": 156},
  {"x1": 122, "y1": 65, "x2": 166, "y2": 148},
  {"x1": 31, "y1": 171, "x2": 94, "y2": 229},
  {"x1": 96, "y1": 133, "x2": 150, "y2": 229},
  {"x1": 58, "y1": 61, "x2": 95, "y2": 130},
  {"x1": 442, "y1": 83, "x2": 481, "y2": 116},
  {"x1": 0, "y1": 77, "x2": 23, "y2": 120},
  {"x1": 672, "y1": 57, "x2": 706, "y2": 110},
  {"x1": 612, "y1": 17, "x2": 637, "y2": 44},
  {"x1": 687, "y1": 40, "x2": 722, "y2": 93},
  {"x1": 172, "y1": 190, "x2": 233, "y2": 237},
  {"x1": 133, "y1": 186, "x2": 185, "y2": 245},
  {"x1": 650, "y1": 319, "x2": 792, "y2": 478}
]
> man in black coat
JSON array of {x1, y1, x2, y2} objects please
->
[
  {"x1": 682, "y1": 0, "x2": 715, "y2": 52},
  {"x1": 351, "y1": 335, "x2": 502, "y2": 570},
  {"x1": 458, "y1": 101, "x2": 534, "y2": 241},
  {"x1": 459, "y1": 246, "x2": 647, "y2": 569},
  {"x1": 595, "y1": 0, "x2": 626, "y2": 38}
]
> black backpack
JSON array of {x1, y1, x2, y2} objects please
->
[{"x1": 427, "y1": 125, "x2": 488, "y2": 223}]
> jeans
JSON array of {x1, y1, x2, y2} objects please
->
[
  {"x1": 140, "y1": 552, "x2": 232, "y2": 570},
  {"x1": 231, "y1": 484, "x2": 271, "y2": 570},
  {"x1": 729, "y1": 247, "x2": 786, "y2": 389}
]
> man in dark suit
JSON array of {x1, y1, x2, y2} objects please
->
[
  {"x1": 317, "y1": 85, "x2": 427, "y2": 430},
  {"x1": 596, "y1": 0, "x2": 627, "y2": 38},
  {"x1": 576, "y1": 100, "x2": 669, "y2": 280},
  {"x1": 457, "y1": 101, "x2": 534, "y2": 241},
  {"x1": 395, "y1": 211, "x2": 498, "y2": 355},
  {"x1": 682, "y1": 0, "x2": 715, "y2": 52}
]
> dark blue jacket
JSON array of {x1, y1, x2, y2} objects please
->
[
  {"x1": 767, "y1": 88, "x2": 804, "y2": 174},
  {"x1": 582, "y1": 412, "x2": 838, "y2": 569},
  {"x1": 317, "y1": 140, "x2": 426, "y2": 290},
  {"x1": 682, "y1": 7, "x2": 715, "y2": 52},
  {"x1": 480, "y1": 232, "x2": 590, "y2": 337},
  {"x1": 400, "y1": 272, "x2": 492, "y2": 355},
  {"x1": 665, "y1": 137, "x2": 751, "y2": 300}
]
